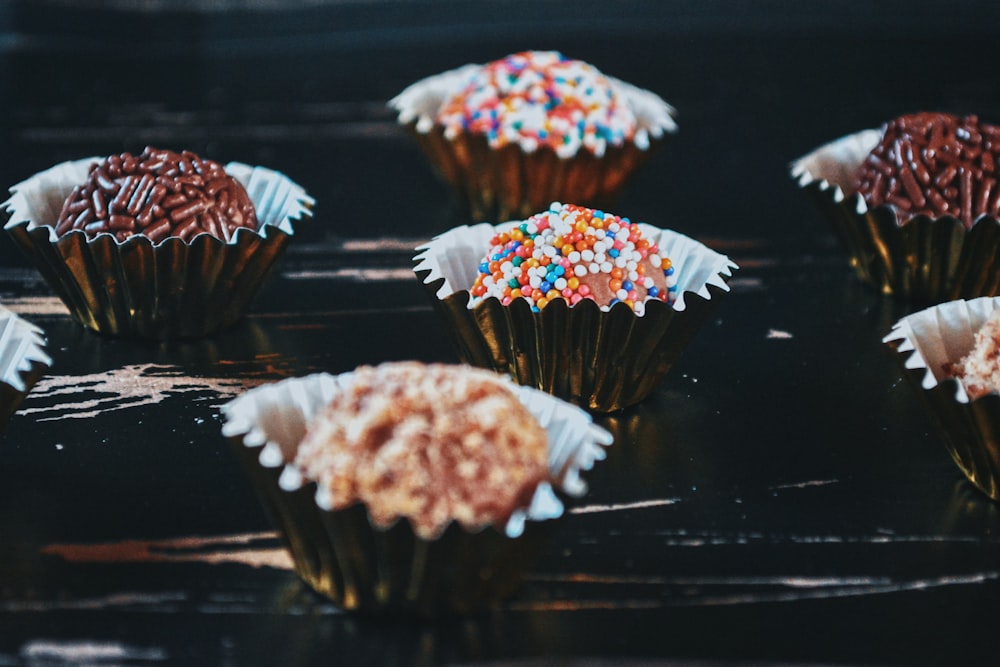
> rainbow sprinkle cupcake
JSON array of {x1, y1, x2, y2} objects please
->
[
  {"x1": 391, "y1": 51, "x2": 677, "y2": 222},
  {"x1": 471, "y1": 202, "x2": 677, "y2": 315},
  {"x1": 414, "y1": 204, "x2": 736, "y2": 411}
]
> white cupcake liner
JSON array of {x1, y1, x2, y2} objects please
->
[{"x1": 792, "y1": 129, "x2": 1000, "y2": 304}]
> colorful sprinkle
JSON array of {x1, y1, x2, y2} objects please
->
[
  {"x1": 471, "y1": 203, "x2": 678, "y2": 313},
  {"x1": 437, "y1": 51, "x2": 640, "y2": 159}
]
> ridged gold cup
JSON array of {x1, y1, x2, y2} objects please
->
[
  {"x1": 413, "y1": 222, "x2": 737, "y2": 412},
  {"x1": 792, "y1": 130, "x2": 1000, "y2": 305},
  {"x1": 221, "y1": 371, "x2": 613, "y2": 617},
  {"x1": 404, "y1": 126, "x2": 662, "y2": 222},
  {"x1": 3, "y1": 158, "x2": 314, "y2": 339},
  {"x1": 884, "y1": 296, "x2": 1000, "y2": 499}
]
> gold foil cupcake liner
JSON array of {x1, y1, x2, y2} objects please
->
[
  {"x1": 0, "y1": 305, "x2": 50, "y2": 430},
  {"x1": 2, "y1": 158, "x2": 314, "y2": 339},
  {"x1": 405, "y1": 125, "x2": 660, "y2": 222},
  {"x1": 413, "y1": 222, "x2": 737, "y2": 412},
  {"x1": 884, "y1": 296, "x2": 1000, "y2": 499},
  {"x1": 220, "y1": 371, "x2": 613, "y2": 616},
  {"x1": 792, "y1": 129, "x2": 1000, "y2": 305}
]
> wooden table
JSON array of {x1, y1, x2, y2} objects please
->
[{"x1": 1, "y1": 2, "x2": 998, "y2": 664}]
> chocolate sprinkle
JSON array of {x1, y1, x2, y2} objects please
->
[
  {"x1": 854, "y1": 112, "x2": 1000, "y2": 229},
  {"x1": 55, "y1": 147, "x2": 258, "y2": 243}
]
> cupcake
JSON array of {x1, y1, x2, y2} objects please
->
[
  {"x1": 2, "y1": 147, "x2": 314, "y2": 339},
  {"x1": 792, "y1": 112, "x2": 1000, "y2": 304},
  {"x1": 884, "y1": 296, "x2": 1000, "y2": 500},
  {"x1": 0, "y1": 305, "x2": 50, "y2": 431},
  {"x1": 390, "y1": 50, "x2": 677, "y2": 222},
  {"x1": 221, "y1": 362, "x2": 613, "y2": 616},
  {"x1": 413, "y1": 202, "x2": 737, "y2": 412}
]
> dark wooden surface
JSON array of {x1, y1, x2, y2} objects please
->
[{"x1": 2, "y1": 2, "x2": 1000, "y2": 665}]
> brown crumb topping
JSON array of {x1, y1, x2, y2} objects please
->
[
  {"x1": 294, "y1": 362, "x2": 549, "y2": 539},
  {"x1": 947, "y1": 309, "x2": 1000, "y2": 399}
]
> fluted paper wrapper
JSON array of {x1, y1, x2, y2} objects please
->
[
  {"x1": 405, "y1": 126, "x2": 661, "y2": 222},
  {"x1": 884, "y1": 296, "x2": 1000, "y2": 499},
  {"x1": 792, "y1": 129, "x2": 1000, "y2": 305},
  {"x1": 413, "y1": 223, "x2": 736, "y2": 412},
  {"x1": 220, "y1": 371, "x2": 612, "y2": 616},
  {"x1": 2, "y1": 158, "x2": 314, "y2": 339},
  {"x1": 0, "y1": 305, "x2": 50, "y2": 430}
]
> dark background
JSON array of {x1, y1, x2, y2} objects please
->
[
  {"x1": 1, "y1": 2, "x2": 1000, "y2": 665},
  {"x1": 5, "y1": 0, "x2": 1000, "y2": 252}
]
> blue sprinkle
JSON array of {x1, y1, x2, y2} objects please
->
[
  {"x1": 666, "y1": 267, "x2": 675, "y2": 275},
  {"x1": 608, "y1": 249, "x2": 620, "y2": 258},
  {"x1": 622, "y1": 280, "x2": 633, "y2": 291},
  {"x1": 593, "y1": 210, "x2": 604, "y2": 219},
  {"x1": 479, "y1": 262, "x2": 490, "y2": 274},
  {"x1": 609, "y1": 298, "x2": 620, "y2": 306},
  {"x1": 648, "y1": 286, "x2": 659, "y2": 297},
  {"x1": 605, "y1": 231, "x2": 615, "y2": 240},
  {"x1": 553, "y1": 265, "x2": 565, "y2": 276},
  {"x1": 540, "y1": 281, "x2": 552, "y2": 292}
]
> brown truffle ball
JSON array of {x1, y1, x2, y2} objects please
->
[
  {"x1": 293, "y1": 362, "x2": 550, "y2": 539},
  {"x1": 55, "y1": 146, "x2": 258, "y2": 243},
  {"x1": 854, "y1": 112, "x2": 1000, "y2": 229}
]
